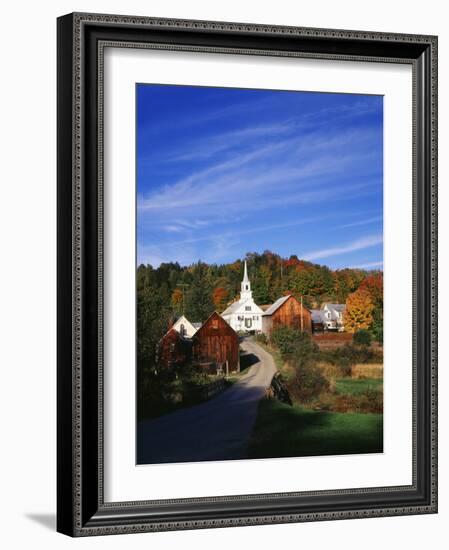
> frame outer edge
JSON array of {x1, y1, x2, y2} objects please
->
[
  {"x1": 57, "y1": 13, "x2": 77, "y2": 537},
  {"x1": 59, "y1": 12, "x2": 438, "y2": 536}
]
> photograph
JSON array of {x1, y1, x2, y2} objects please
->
[{"x1": 136, "y1": 84, "x2": 384, "y2": 465}]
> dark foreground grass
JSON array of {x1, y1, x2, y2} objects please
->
[{"x1": 248, "y1": 399, "x2": 383, "y2": 459}]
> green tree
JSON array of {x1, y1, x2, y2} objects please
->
[
  {"x1": 353, "y1": 329, "x2": 372, "y2": 346},
  {"x1": 136, "y1": 283, "x2": 172, "y2": 418},
  {"x1": 185, "y1": 262, "x2": 214, "y2": 322}
]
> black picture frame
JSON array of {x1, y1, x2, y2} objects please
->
[{"x1": 57, "y1": 12, "x2": 438, "y2": 537}]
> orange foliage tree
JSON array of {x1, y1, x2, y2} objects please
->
[
  {"x1": 171, "y1": 288, "x2": 183, "y2": 312},
  {"x1": 343, "y1": 289, "x2": 375, "y2": 333},
  {"x1": 213, "y1": 287, "x2": 228, "y2": 312},
  {"x1": 359, "y1": 273, "x2": 383, "y2": 308}
]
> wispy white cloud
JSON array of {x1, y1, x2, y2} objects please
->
[
  {"x1": 155, "y1": 215, "x2": 330, "y2": 249},
  {"x1": 166, "y1": 122, "x2": 295, "y2": 163},
  {"x1": 302, "y1": 234, "x2": 383, "y2": 261},
  {"x1": 338, "y1": 215, "x2": 383, "y2": 229},
  {"x1": 138, "y1": 129, "x2": 379, "y2": 225}
]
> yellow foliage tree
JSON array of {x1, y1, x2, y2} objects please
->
[{"x1": 343, "y1": 289, "x2": 375, "y2": 333}]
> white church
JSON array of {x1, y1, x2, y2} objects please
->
[{"x1": 222, "y1": 261, "x2": 264, "y2": 332}]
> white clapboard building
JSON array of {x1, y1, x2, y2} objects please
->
[{"x1": 222, "y1": 261, "x2": 263, "y2": 332}]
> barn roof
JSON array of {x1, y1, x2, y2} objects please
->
[
  {"x1": 263, "y1": 294, "x2": 311, "y2": 316},
  {"x1": 262, "y1": 295, "x2": 291, "y2": 316},
  {"x1": 194, "y1": 311, "x2": 237, "y2": 336},
  {"x1": 159, "y1": 327, "x2": 192, "y2": 344}
]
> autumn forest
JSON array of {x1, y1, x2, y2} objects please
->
[{"x1": 137, "y1": 250, "x2": 383, "y2": 374}]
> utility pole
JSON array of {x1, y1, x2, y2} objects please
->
[{"x1": 176, "y1": 283, "x2": 189, "y2": 315}]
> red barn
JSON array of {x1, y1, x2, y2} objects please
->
[
  {"x1": 261, "y1": 294, "x2": 312, "y2": 335},
  {"x1": 158, "y1": 328, "x2": 192, "y2": 370},
  {"x1": 193, "y1": 312, "x2": 240, "y2": 373}
]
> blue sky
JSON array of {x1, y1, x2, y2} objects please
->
[{"x1": 136, "y1": 84, "x2": 383, "y2": 270}]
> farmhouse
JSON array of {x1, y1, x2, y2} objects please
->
[
  {"x1": 311, "y1": 304, "x2": 346, "y2": 331},
  {"x1": 222, "y1": 261, "x2": 264, "y2": 333},
  {"x1": 158, "y1": 328, "x2": 192, "y2": 370},
  {"x1": 322, "y1": 303, "x2": 346, "y2": 331},
  {"x1": 193, "y1": 312, "x2": 240, "y2": 372},
  {"x1": 172, "y1": 314, "x2": 201, "y2": 338},
  {"x1": 262, "y1": 294, "x2": 312, "y2": 335}
]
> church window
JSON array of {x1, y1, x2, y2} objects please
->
[
  {"x1": 245, "y1": 306, "x2": 251, "y2": 311},
  {"x1": 180, "y1": 324, "x2": 185, "y2": 335},
  {"x1": 246, "y1": 285, "x2": 249, "y2": 290}
]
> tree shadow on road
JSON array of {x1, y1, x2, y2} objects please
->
[{"x1": 239, "y1": 352, "x2": 260, "y2": 370}]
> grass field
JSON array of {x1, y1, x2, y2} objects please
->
[
  {"x1": 248, "y1": 399, "x2": 383, "y2": 459},
  {"x1": 335, "y1": 378, "x2": 383, "y2": 396}
]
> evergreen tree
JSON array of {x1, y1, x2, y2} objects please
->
[{"x1": 185, "y1": 262, "x2": 214, "y2": 322}]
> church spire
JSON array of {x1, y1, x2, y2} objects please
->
[
  {"x1": 243, "y1": 260, "x2": 249, "y2": 283},
  {"x1": 240, "y1": 260, "x2": 252, "y2": 301}
]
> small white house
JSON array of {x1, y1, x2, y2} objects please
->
[
  {"x1": 222, "y1": 261, "x2": 263, "y2": 332},
  {"x1": 172, "y1": 315, "x2": 201, "y2": 338},
  {"x1": 321, "y1": 303, "x2": 346, "y2": 331}
]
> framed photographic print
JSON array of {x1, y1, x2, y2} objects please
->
[{"x1": 57, "y1": 12, "x2": 438, "y2": 536}]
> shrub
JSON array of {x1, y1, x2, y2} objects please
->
[
  {"x1": 353, "y1": 329, "x2": 372, "y2": 346},
  {"x1": 255, "y1": 332, "x2": 268, "y2": 345},
  {"x1": 287, "y1": 333, "x2": 328, "y2": 402},
  {"x1": 359, "y1": 387, "x2": 383, "y2": 413},
  {"x1": 312, "y1": 387, "x2": 383, "y2": 413},
  {"x1": 270, "y1": 326, "x2": 301, "y2": 358},
  {"x1": 336, "y1": 356, "x2": 352, "y2": 377},
  {"x1": 288, "y1": 361, "x2": 330, "y2": 403},
  {"x1": 270, "y1": 326, "x2": 318, "y2": 360},
  {"x1": 323, "y1": 343, "x2": 379, "y2": 366},
  {"x1": 372, "y1": 324, "x2": 383, "y2": 344}
]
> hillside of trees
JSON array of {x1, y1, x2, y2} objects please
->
[{"x1": 137, "y1": 250, "x2": 383, "y2": 383}]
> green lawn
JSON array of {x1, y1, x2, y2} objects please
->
[
  {"x1": 335, "y1": 378, "x2": 383, "y2": 396},
  {"x1": 248, "y1": 399, "x2": 383, "y2": 459}
]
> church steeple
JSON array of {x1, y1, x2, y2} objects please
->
[
  {"x1": 240, "y1": 260, "x2": 252, "y2": 302},
  {"x1": 243, "y1": 260, "x2": 249, "y2": 283}
]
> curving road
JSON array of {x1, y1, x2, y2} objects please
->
[{"x1": 137, "y1": 338, "x2": 277, "y2": 464}]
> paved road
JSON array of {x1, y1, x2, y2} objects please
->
[{"x1": 137, "y1": 338, "x2": 277, "y2": 464}]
